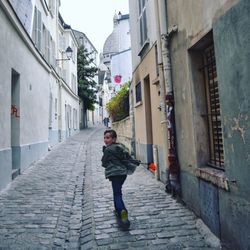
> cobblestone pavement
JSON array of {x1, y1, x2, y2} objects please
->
[{"x1": 0, "y1": 127, "x2": 220, "y2": 250}]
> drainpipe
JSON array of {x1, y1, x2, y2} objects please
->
[
  {"x1": 157, "y1": 0, "x2": 180, "y2": 197},
  {"x1": 129, "y1": 81, "x2": 136, "y2": 157},
  {"x1": 154, "y1": 0, "x2": 168, "y2": 182}
]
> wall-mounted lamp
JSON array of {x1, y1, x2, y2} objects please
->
[{"x1": 56, "y1": 46, "x2": 73, "y2": 61}]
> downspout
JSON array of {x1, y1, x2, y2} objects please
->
[
  {"x1": 154, "y1": 0, "x2": 168, "y2": 181},
  {"x1": 130, "y1": 81, "x2": 136, "y2": 157},
  {"x1": 158, "y1": 0, "x2": 180, "y2": 197}
]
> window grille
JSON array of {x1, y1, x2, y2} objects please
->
[{"x1": 203, "y1": 45, "x2": 224, "y2": 168}]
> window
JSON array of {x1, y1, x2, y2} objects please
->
[
  {"x1": 32, "y1": 7, "x2": 42, "y2": 51},
  {"x1": 71, "y1": 42, "x2": 76, "y2": 62},
  {"x1": 49, "y1": 0, "x2": 55, "y2": 16},
  {"x1": 155, "y1": 44, "x2": 159, "y2": 76},
  {"x1": 51, "y1": 39, "x2": 56, "y2": 68},
  {"x1": 138, "y1": 0, "x2": 147, "y2": 46},
  {"x1": 203, "y1": 45, "x2": 224, "y2": 169},
  {"x1": 135, "y1": 81, "x2": 142, "y2": 103},
  {"x1": 45, "y1": 30, "x2": 50, "y2": 63},
  {"x1": 42, "y1": 24, "x2": 46, "y2": 56},
  {"x1": 73, "y1": 108, "x2": 77, "y2": 130},
  {"x1": 71, "y1": 73, "x2": 77, "y2": 93},
  {"x1": 55, "y1": 98, "x2": 57, "y2": 119}
]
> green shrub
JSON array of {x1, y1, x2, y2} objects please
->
[{"x1": 106, "y1": 82, "x2": 130, "y2": 122}]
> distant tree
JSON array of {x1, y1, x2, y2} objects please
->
[{"x1": 77, "y1": 46, "x2": 98, "y2": 128}]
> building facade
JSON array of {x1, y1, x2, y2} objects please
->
[
  {"x1": 0, "y1": 0, "x2": 80, "y2": 191},
  {"x1": 56, "y1": 14, "x2": 79, "y2": 142},
  {"x1": 99, "y1": 12, "x2": 132, "y2": 122},
  {"x1": 129, "y1": 0, "x2": 250, "y2": 249}
]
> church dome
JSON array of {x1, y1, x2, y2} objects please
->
[{"x1": 103, "y1": 30, "x2": 119, "y2": 55}]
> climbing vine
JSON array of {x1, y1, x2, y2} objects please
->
[{"x1": 106, "y1": 82, "x2": 130, "y2": 122}]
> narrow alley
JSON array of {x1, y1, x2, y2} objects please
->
[{"x1": 0, "y1": 127, "x2": 220, "y2": 250}]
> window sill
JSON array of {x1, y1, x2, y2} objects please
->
[
  {"x1": 134, "y1": 101, "x2": 142, "y2": 108},
  {"x1": 138, "y1": 40, "x2": 149, "y2": 57},
  {"x1": 195, "y1": 167, "x2": 229, "y2": 191},
  {"x1": 152, "y1": 77, "x2": 160, "y2": 85}
]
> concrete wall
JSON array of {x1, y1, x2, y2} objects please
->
[
  {"x1": 213, "y1": 0, "x2": 250, "y2": 248},
  {"x1": 167, "y1": 0, "x2": 249, "y2": 248}
]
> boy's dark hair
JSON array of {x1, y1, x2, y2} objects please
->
[{"x1": 104, "y1": 129, "x2": 117, "y2": 139}]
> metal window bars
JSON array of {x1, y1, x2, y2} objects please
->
[{"x1": 203, "y1": 45, "x2": 224, "y2": 169}]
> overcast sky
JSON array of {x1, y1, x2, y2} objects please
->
[{"x1": 59, "y1": 0, "x2": 129, "y2": 53}]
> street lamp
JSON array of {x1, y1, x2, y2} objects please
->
[{"x1": 56, "y1": 46, "x2": 73, "y2": 61}]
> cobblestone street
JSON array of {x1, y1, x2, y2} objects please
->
[{"x1": 0, "y1": 127, "x2": 220, "y2": 250}]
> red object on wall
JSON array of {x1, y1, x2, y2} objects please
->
[
  {"x1": 148, "y1": 162, "x2": 157, "y2": 171},
  {"x1": 114, "y1": 75, "x2": 122, "y2": 83}
]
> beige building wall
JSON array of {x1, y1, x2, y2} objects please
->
[{"x1": 132, "y1": 45, "x2": 166, "y2": 176}]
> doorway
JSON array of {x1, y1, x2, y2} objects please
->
[
  {"x1": 11, "y1": 69, "x2": 20, "y2": 179},
  {"x1": 143, "y1": 75, "x2": 153, "y2": 163}
]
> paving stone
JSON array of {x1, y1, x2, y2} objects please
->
[{"x1": 0, "y1": 127, "x2": 220, "y2": 249}]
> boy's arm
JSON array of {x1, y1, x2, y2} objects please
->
[
  {"x1": 121, "y1": 146, "x2": 141, "y2": 166},
  {"x1": 101, "y1": 148, "x2": 111, "y2": 167}
]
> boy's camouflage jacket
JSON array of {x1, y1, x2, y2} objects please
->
[{"x1": 101, "y1": 143, "x2": 140, "y2": 179}]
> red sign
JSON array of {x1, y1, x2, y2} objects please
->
[{"x1": 114, "y1": 75, "x2": 122, "y2": 84}]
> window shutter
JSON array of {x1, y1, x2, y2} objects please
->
[{"x1": 37, "y1": 9, "x2": 42, "y2": 51}]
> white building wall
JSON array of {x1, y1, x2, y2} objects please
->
[
  {"x1": 0, "y1": 0, "x2": 80, "y2": 191},
  {"x1": 57, "y1": 30, "x2": 79, "y2": 140},
  {"x1": 0, "y1": 0, "x2": 51, "y2": 190}
]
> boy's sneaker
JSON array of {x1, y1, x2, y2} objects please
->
[{"x1": 120, "y1": 210, "x2": 130, "y2": 229}]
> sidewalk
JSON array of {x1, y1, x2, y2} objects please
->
[{"x1": 0, "y1": 127, "x2": 220, "y2": 250}]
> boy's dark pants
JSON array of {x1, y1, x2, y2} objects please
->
[{"x1": 110, "y1": 175, "x2": 127, "y2": 218}]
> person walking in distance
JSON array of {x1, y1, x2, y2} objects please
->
[{"x1": 101, "y1": 129, "x2": 140, "y2": 229}]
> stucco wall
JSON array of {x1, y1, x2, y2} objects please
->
[{"x1": 131, "y1": 45, "x2": 167, "y2": 179}]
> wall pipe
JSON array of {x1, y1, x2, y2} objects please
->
[
  {"x1": 157, "y1": 0, "x2": 181, "y2": 197},
  {"x1": 154, "y1": 0, "x2": 169, "y2": 182}
]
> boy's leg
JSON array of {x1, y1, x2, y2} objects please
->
[{"x1": 111, "y1": 176, "x2": 127, "y2": 217}]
